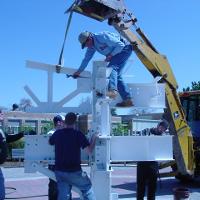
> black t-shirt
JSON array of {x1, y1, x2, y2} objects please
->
[
  {"x1": 0, "y1": 130, "x2": 8, "y2": 164},
  {"x1": 49, "y1": 128, "x2": 89, "y2": 172}
]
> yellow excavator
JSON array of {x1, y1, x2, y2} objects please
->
[{"x1": 67, "y1": 0, "x2": 200, "y2": 180}]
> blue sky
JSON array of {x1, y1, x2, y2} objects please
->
[{"x1": 0, "y1": 0, "x2": 200, "y2": 109}]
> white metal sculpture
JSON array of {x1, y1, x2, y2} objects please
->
[
  {"x1": 24, "y1": 60, "x2": 173, "y2": 200},
  {"x1": 25, "y1": 60, "x2": 92, "y2": 113}
]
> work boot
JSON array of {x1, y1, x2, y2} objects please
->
[
  {"x1": 106, "y1": 90, "x2": 118, "y2": 99},
  {"x1": 116, "y1": 99, "x2": 134, "y2": 107}
]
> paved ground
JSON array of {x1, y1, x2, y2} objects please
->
[{"x1": 2, "y1": 166, "x2": 200, "y2": 200}]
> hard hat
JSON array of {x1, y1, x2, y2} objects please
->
[{"x1": 78, "y1": 31, "x2": 90, "y2": 49}]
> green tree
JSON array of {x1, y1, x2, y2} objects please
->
[
  {"x1": 19, "y1": 125, "x2": 35, "y2": 133},
  {"x1": 41, "y1": 121, "x2": 53, "y2": 134},
  {"x1": 183, "y1": 81, "x2": 200, "y2": 91},
  {"x1": 112, "y1": 123, "x2": 131, "y2": 136}
]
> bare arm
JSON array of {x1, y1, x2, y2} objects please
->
[
  {"x1": 84, "y1": 134, "x2": 98, "y2": 154},
  {"x1": 6, "y1": 131, "x2": 24, "y2": 143}
]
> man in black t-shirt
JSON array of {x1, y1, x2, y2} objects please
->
[
  {"x1": 136, "y1": 120, "x2": 169, "y2": 200},
  {"x1": 0, "y1": 128, "x2": 24, "y2": 200},
  {"x1": 49, "y1": 112, "x2": 97, "y2": 200}
]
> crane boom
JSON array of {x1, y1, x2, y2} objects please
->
[{"x1": 111, "y1": 20, "x2": 194, "y2": 175}]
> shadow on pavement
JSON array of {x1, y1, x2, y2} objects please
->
[
  {"x1": 112, "y1": 177, "x2": 200, "y2": 199},
  {"x1": 118, "y1": 193, "x2": 136, "y2": 199},
  {"x1": 112, "y1": 182, "x2": 136, "y2": 191}
]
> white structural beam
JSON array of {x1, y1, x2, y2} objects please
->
[
  {"x1": 48, "y1": 70, "x2": 53, "y2": 103},
  {"x1": 110, "y1": 136, "x2": 173, "y2": 162},
  {"x1": 24, "y1": 135, "x2": 173, "y2": 166},
  {"x1": 24, "y1": 85, "x2": 41, "y2": 106},
  {"x1": 25, "y1": 60, "x2": 92, "y2": 113},
  {"x1": 26, "y1": 60, "x2": 91, "y2": 77},
  {"x1": 55, "y1": 89, "x2": 80, "y2": 108},
  {"x1": 26, "y1": 60, "x2": 55, "y2": 71}
]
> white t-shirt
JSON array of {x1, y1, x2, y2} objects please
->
[{"x1": 47, "y1": 128, "x2": 56, "y2": 135}]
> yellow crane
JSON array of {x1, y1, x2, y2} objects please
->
[{"x1": 67, "y1": 0, "x2": 199, "y2": 180}]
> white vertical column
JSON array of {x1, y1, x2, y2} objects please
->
[
  {"x1": 100, "y1": 100, "x2": 111, "y2": 136},
  {"x1": 90, "y1": 61, "x2": 118, "y2": 200},
  {"x1": 47, "y1": 70, "x2": 53, "y2": 103}
]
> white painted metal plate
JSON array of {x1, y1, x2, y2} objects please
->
[
  {"x1": 111, "y1": 106, "x2": 164, "y2": 116},
  {"x1": 24, "y1": 135, "x2": 89, "y2": 162},
  {"x1": 129, "y1": 83, "x2": 166, "y2": 108},
  {"x1": 25, "y1": 135, "x2": 54, "y2": 161},
  {"x1": 110, "y1": 136, "x2": 173, "y2": 161},
  {"x1": 132, "y1": 119, "x2": 161, "y2": 132},
  {"x1": 112, "y1": 82, "x2": 165, "y2": 104},
  {"x1": 111, "y1": 83, "x2": 166, "y2": 116}
]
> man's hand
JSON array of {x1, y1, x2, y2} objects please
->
[
  {"x1": 85, "y1": 133, "x2": 99, "y2": 154},
  {"x1": 105, "y1": 54, "x2": 112, "y2": 62},
  {"x1": 72, "y1": 71, "x2": 81, "y2": 79},
  {"x1": 18, "y1": 131, "x2": 24, "y2": 138},
  {"x1": 91, "y1": 133, "x2": 99, "y2": 141}
]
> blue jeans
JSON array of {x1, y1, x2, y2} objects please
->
[
  {"x1": 108, "y1": 44, "x2": 132, "y2": 100},
  {"x1": 55, "y1": 170, "x2": 96, "y2": 200},
  {"x1": 0, "y1": 168, "x2": 5, "y2": 200}
]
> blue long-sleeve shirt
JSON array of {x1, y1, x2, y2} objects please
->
[{"x1": 77, "y1": 31, "x2": 127, "y2": 73}]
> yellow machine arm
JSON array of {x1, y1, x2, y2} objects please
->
[
  {"x1": 112, "y1": 20, "x2": 194, "y2": 176},
  {"x1": 69, "y1": 0, "x2": 195, "y2": 176}
]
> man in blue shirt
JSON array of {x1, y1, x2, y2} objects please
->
[
  {"x1": 49, "y1": 112, "x2": 97, "y2": 200},
  {"x1": 73, "y1": 31, "x2": 133, "y2": 107}
]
